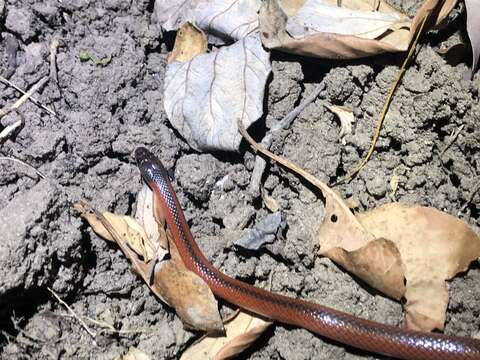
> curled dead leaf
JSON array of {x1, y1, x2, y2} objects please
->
[
  {"x1": 136, "y1": 184, "x2": 169, "y2": 251},
  {"x1": 181, "y1": 311, "x2": 272, "y2": 360},
  {"x1": 164, "y1": 33, "x2": 271, "y2": 151},
  {"x1": 154, "y1": 260, "x2": 224, "y2": 334},
  {"x1": 237, "y1": 127, "x2": 480, "y2": 332},
  {"x1": 167, "y1": 22, "x2": 208, "y2": 64},
  {"x1": 73, "y1": 202, "x2": 159, "y2": 262},
  {"x1": 323, "y1": 237, "x2": 405, "y2": 300},
  {"x1": 155, "y1": 0, "x2": 261, "y2": 44},
  {"x1": 75, "y1": 201, "x2": 223, "y2": 334},
  {"x1": 321, "y1": 203, "x2": 480, "y2": 331},
  {"x1": 259, "y1": 0, "x2": 456, "y2": 59}
]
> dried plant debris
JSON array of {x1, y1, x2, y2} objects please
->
[
  {"x1": 181, "y1": 311, "x2": 272, "y2": 360},
  {"x1": 136, "y1": 184, "x2": 169, "y2": 251},
  {"x1": 75, "y1": 201, "x2": 223, "y2": 334},
  {"x1": 259, "y1": 0, "x2": 456, "y2": 58},
  {"x1": 164, "y1": 33, "x2": 271, "y2": 151},
  {"x1": 465, "y1": 0, "x2": 480, "y2": 75},
  {"x1": 167, "y1": 22, "x2": 208, "y2": 64},
  {"x1": 239, "y1": 128, "x2": 480, "y2": 332},
  {"x1": 155, "y1": 0, "x2": 261, "y2": 44},
  {"x1": 319, "y1": 203, "x2": 480, "y2": 331},
  {"x1": 324, "y1": 104, "x2": 355, "y2": 145}
]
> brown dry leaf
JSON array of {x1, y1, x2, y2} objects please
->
[
  {"x1": 321, "y1": 203, "x2": 480, "y2": 331},
  {"x1": 73, "y1": 203, "x2": 159, "y2": 261},
  {"x1": 259, "y1": 0, "x2": 456, "y2": 59},
  {"x1": 154, "y1": 259, "x2": 224, "y2": 333},
  {"x1": 167, "y1": 22, "x2": 208, "y2": 64},
  {"x1": 74, "y1": 201, "x2": 223, "y2": 334},
  {"x1": 237, "y1": 125, "x2": 480, "y2": 332},
  {"x1": 181, "y1": 311, "x2": 272, "y2": 360},
  {"x1": 322, "y1": 237, "x2": 405, "y2": 300}
]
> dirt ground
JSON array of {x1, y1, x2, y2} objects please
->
[{"x1": 1, "y1": 0, "x2": 479, "y2": 359}]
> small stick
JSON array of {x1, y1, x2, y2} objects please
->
[
  {"x1": 60, "y1": 313, "x2": 152, "y2": 334},
  {"x1": 47, "y1": 287, "x2": 97, "y2": 338},
  {"x1": 0, "y1": 111, "x2": 24, "y2": 143},
  {"x1": 458, "y1": 181, "x2": 480, "y2": 215},
  {"x1": 440, "y1": 124, "x2": 464, "y2": 156},
  {"x1": 248, "y1": 82, "x2": 325, "y2": 195},
  {"x1": 0, "y1": 156, "x2": 46, "y2": 179},
  {"x1": 0, "y1": 75, "x2": 57, "y2": 117},
  {"x1": 341, "y1": 14, "x2": 430, "y2": 182},
  {"x1": 50, "y1": 37, "x2": 60, "y2": 86}
]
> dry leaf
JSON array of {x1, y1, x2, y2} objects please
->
[
  {"x1": 75, "y1": 201, "x2": 223, "y2": 334},
  {"x1": 167, "y1": 22, "x2": 208, "y2": 64},
  {"x1": 154, "y1": 0, "x2": 199, "y2": 31},
  {"x1": 164, "y1": 33, "x2": 271, "y2": 151},
  {"x1": 322, "y1": 237, "x2": 405, "y2": 300},
  {"x1": 74, "y1": 204, "x2": 160, "y2": 262},
  {"x1": 465, "y1": 0, "x2": 480, "y2": 75},
  {"x1": 154, "y1": 0, "x2": 261, "y2": 44},
  {"x1": 237, "y1": 127, "x2": 480, "y2": 332},
  {"x1": 388, "y1": 171, "x2": 399, "y2": 201},
  {"x1": 193, "y1": 0, "x2": 261, "y2": 44},
  {"x1": 181, "y1": 311, "x2": 272, "y2": 360},
  {"x1": 324, "y1": 104, "x2": 354, "y2": 145},
  {"x1": 320, "y1": 203, "x2": 480, "y2": 331},
  {"x1": 154, "y1": 259, "x2": 224, "y2": 333},
  {"x1": 285, "y1": 0, "x2": 407, "y2": 40},
  {"x1": 259, "y1": 0, "x2": 456, "y2": 59},
  {"x1": 136, "y1": 184, "x2": 169, "y2": 250}
]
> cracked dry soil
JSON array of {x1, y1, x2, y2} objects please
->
[{"x1": 0, "y1": 0, "x2": 479, "y2": 359}]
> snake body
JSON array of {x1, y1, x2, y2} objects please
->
[{"x1": 135, "y1": 147, "x2": 480, "y2": 360}]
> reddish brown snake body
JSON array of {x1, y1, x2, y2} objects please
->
[{"x1": 135, "y1": 147, "x2": 480, "y2": 360}]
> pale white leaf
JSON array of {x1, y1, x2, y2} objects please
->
[
  {"x1": 286, "y1": 0, "x2": 406, "y2": 40},
  {"x1": 194, "y1": 0, "x2": 261, "y2": 44},
  {"x1": 154, "y1": 0, "x2": 261, "y2": 44},
  {"x1": 465, "y1": 0, "x2": 480, "y2": 75},
  {"x1": 154, "y1": 0, "x2": 200, "y2": 32},
  {"x1": 164, "y1": 33, "x2": 271, "y2": 152}
]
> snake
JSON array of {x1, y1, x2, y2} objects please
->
[{"x1": 134, "y1": 146, "x2": 480, "y2": 360}]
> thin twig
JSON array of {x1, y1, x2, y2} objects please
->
[
  {"x1": 0, "y1": 75, "x2": 56, "y2": 117},
  {"x1": 59, "y1": 313, "x2": 152, "y2": 334},
  {"x1": 47, "y1": 287, "x2": 97, "y2": 338},
  {"x1": 341, "y1": 14, "x2": 430, "y2": 183},
  {"x1": 458, "y1": 182, "x2": 480, "y2": 215},
  {"x1": 0, "y1": 156, "x2": 46, "y2": 179},
  {"x1": 248, "y1": 82, "x2": 325, "y2": 195},
  {"x1": 0, "y1": 111, "x2": 25, "y2": 143},
  {"x1": 440, "y1": 124, "x2": 464, "y2": 156},
  {"x1": 50, "y1": 37, "x2": 60, "y2": 86}
]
